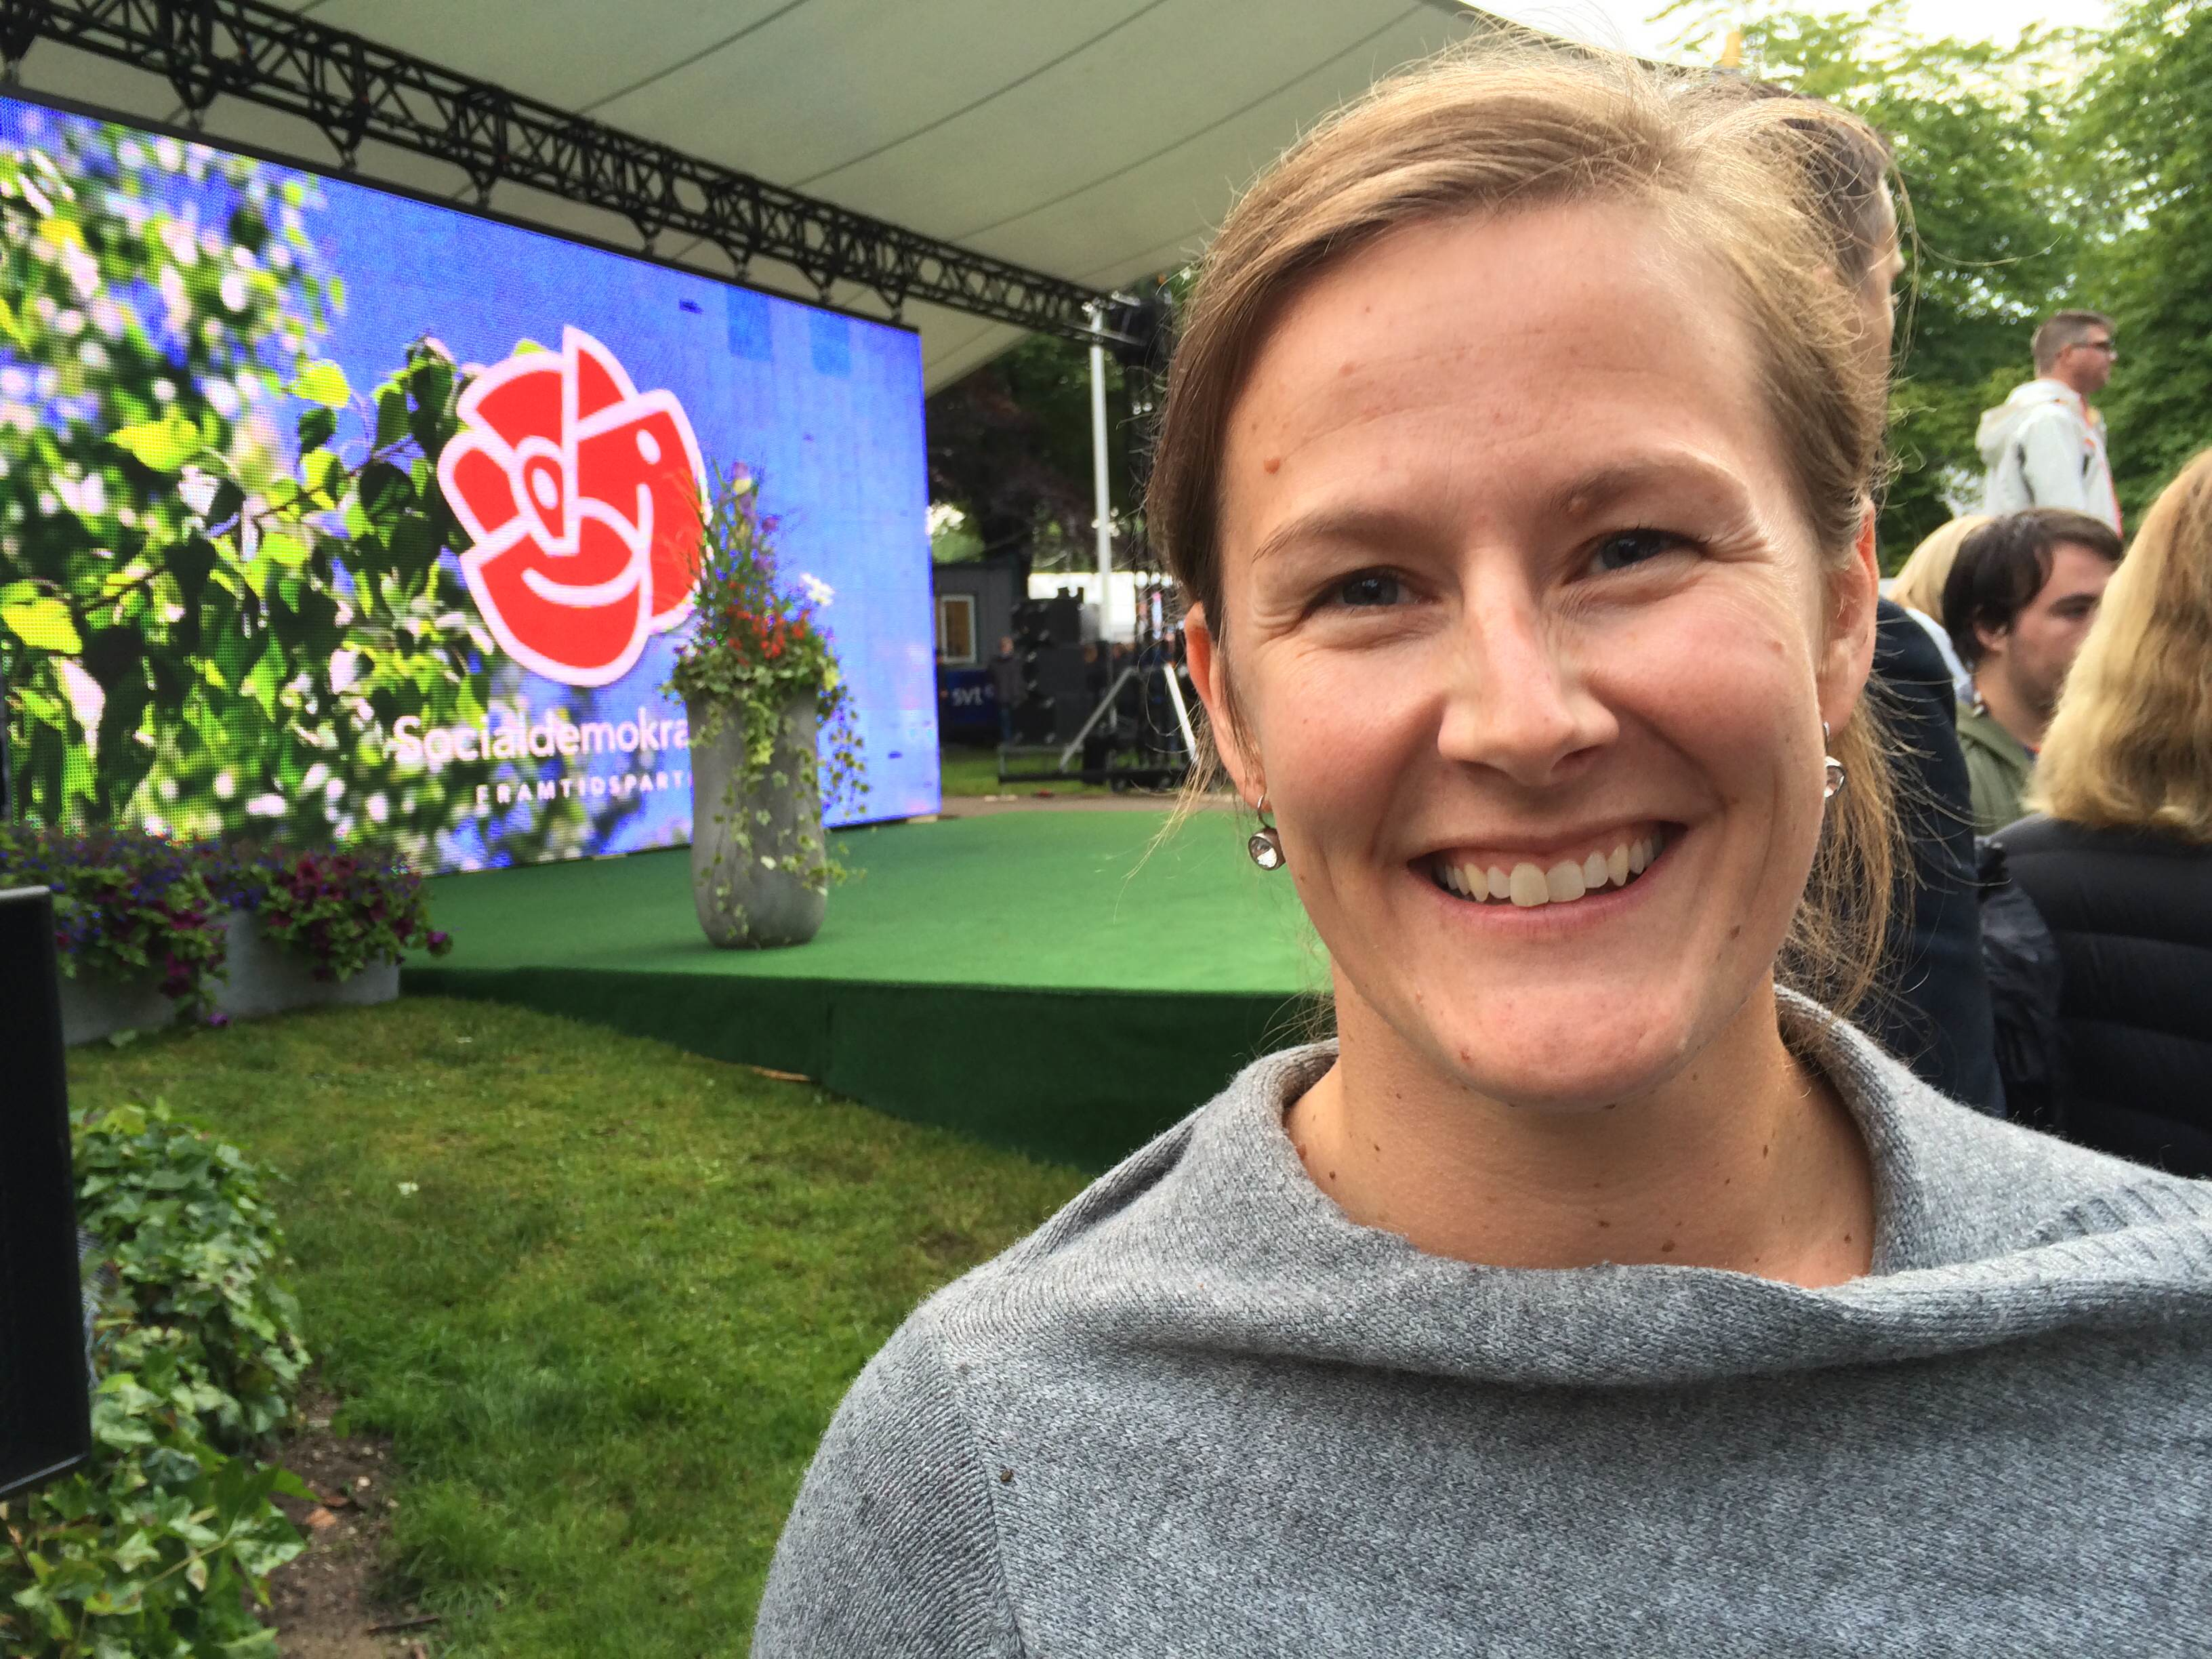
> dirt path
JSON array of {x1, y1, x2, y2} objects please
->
[{"x1": 262, "y1": 1383, "x2": 426, "y2": 1657}]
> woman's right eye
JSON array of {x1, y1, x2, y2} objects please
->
[
  {"x1": 1328, "y1": 571, "x2": 1404, "y2": 608},
  {"x1": 1588, "y1": 527, "x2": 1694, "y2": 574}
]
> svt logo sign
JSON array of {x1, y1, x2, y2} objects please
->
[{"x1": 437, "y1": 328, "x2": 708, "y2": 687}]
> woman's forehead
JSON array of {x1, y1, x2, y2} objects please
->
[{"x1": 1218, "y1": 204, "x2": 1779, "y2": 540}]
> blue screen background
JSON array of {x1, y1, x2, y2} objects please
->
[{"x1": 3, "y1": 94, "x2": 939, "y2": 868}]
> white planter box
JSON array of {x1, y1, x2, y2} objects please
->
[
  {"x1": 215, "y1": 908, "x2": 400, "y2": 1020},
  {"x1": 56, "y1": 970, "x2": 178, "y2": 1046},
  {"x1": 58, "y1": 908, "x2": 399, "y2": 1044}
]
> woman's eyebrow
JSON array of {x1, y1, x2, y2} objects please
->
[
  {"x1": 1246, "y1": 455, "x2": 1752, "y2": 565},
  {"x1": 1543, "y1": 455, "x2": 1746, "y2": 522},
  {"x1": 1245, "y1": 504, "x2": 1414, "y2": 567}
]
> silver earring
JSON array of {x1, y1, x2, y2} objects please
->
[
  {"x1": 1247, "y1": 792, "x2": 1285, "y2": 871},
  {"x1": 1822, "y1": 721, "x2": 1846, "y2": 800}
]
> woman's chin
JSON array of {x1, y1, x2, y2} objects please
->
[{"x1": 1404, "y1": 999, "x2": 1708, "y2": 1113}]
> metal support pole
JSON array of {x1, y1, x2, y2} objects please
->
[
  {"x1": 1088, "y1": 305, "x2": 1113, "y2": 644},
  {"x1": 1161, "y1": 662, "x2": 1200, "y2": 760},
  {"x1": 1058, "y1": 665, "x2": 1139, "y2": 772}
]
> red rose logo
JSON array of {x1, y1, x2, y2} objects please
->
[{"x1": 437, "y1": 327, "x2": 708, "y2": 687}]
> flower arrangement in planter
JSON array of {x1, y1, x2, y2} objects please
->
[
  {"x1": 209, "y1": 842, "x2": 453, "y2": 983},
  {"x1": 666, "y1": 466, "x2": 866, "y2": 947},
  {"x1": 0, "y1": 827, "x2": 453, "y2": 1040},
  {"x1": 0, "y1": 827, "x2": 228, "y2": 1028}
]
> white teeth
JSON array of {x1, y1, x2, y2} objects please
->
[{"x1": 1437, "y1": 830, "x2": 1667, "y2": 908}]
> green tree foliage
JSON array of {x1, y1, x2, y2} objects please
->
[
  {"x1": 925, "y1": 333, "x2": 1130, "y2": 569},
  {"x1": 2071, "y1": 0, "x2": 2212, "y2": 518},
  {"x1": 0, "y1": 115, "x2": 591, "y2": 862},
  {"x1": 1676, "y1": 2, "x2": 2092, "y2": 558}
]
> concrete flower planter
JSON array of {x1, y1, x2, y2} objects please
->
[
  {"x1": 58, "y1": 908, "x2": 399, "y2": 1044},
  {"x1": 688, "y1": 693, "x2": 827, "y2": 949},
  {"x1": 56, "y1": 970, "x2": 179, "y2": 1046},
  {"x1": 214, "y1": 908, "x2": 400, "y2": 1020}
]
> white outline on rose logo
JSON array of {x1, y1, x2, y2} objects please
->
[{"x1": 436, "y1": 326, "x2": 708, "y2": 688}]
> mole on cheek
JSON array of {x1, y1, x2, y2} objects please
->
[{"x1": 1263, "y1": 456, "x2": 1282, "y2": 475}]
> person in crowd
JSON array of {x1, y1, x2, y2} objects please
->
[
  {"x1": 1886, "y1": 513, "x2": 1988, "y2": 701},
  {"x1": 756, "y1": 48, "x2": 2211, "y2": 1656},
  {"x1": 1691, "y1": 75, "x2": 1997, "y2": 1110},
  {"x1": 1868, "y1": 581, "x2": 2001, "y2": 1110},
  {"x1": 1942, "y1": 508, "x2": 2123, "y2": 834},
  {"x1": 987, "y1": 634, "x2": 1021, "y2": 746},
  {"x1": 1988, "y1": 449, "x2": 2212, "y2": 1176},
  {"x1": 1977, "y1": 310, "x2": 2122, "y2": 531}
]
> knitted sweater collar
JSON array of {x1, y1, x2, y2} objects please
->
[{"x1": 1037, "y1": 995, "x2": 2212, "y2": 1388}]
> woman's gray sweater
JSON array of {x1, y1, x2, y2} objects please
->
[{"x1": 754, "y1": 1002, "x2": 2212, "y2": 1656}]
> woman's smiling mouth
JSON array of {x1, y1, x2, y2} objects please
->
[{"x1": 1425, "y1": 825, "x2": 1677, "y2": 909}]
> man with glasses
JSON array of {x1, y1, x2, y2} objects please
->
[{"x1": 1976, "y1": 309, "x2": 2123, "y2": 532}]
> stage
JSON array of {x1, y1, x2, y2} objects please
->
[{"x1": 403, "y1": 810, "x2": 1323, "y2": 1169}]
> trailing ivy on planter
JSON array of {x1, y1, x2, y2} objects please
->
[
  {"x1": 667, "y1": 466, "x2": 866, "y2": 947},
  {"x1": 0, "y1": 1102, "x2": 312, "y2": 1658},
  {"x1": 207, "y1": 842, "x2": 453, "y2": 984},
  {"x1": 0, "y1": 827, "x2": 228, "y2": 1017}
]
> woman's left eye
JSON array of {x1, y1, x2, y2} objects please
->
[
  {"x1": 1330, "y1": 571, "x2": 1405, "y2": 607},
  {"x1": 1589, "y1": 528, "x2": 1694, "y2": 573}
]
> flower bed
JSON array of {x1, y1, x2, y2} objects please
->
[
  {"x1": 208, "y1": 842, "x2": 451, "y2": 987},
  {"x1": 0, "y1": 1101, "x2": 311, "y2": 1658},
  {"x1": 0, "y1": 829, "x2": 452, "y2": 1042},
  {"x1": 0, "y1": 828, "x2": 226, "y2": 1019}
]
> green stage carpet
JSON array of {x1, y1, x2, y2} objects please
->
[{"x1": 405, "y1": 811, "x2": 1324, "y2": 1168}]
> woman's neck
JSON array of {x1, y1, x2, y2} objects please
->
[{"x1": 1283, "y1": 975, "x2": 1875, "y2": 1288}]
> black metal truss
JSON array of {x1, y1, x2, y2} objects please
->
[{"x1": 0, "y1": 0, "x2": 1134, "y2": 346}]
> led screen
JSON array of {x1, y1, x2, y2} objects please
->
[{"x1": 0, "y1": 95, "x2": 938, "y2": 872}]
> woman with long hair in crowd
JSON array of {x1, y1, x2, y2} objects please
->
[
  {"x1": 756, "y1": 45, "x2": 2212, "y2": 1656},
  {"x1": 1889, "y1": 512, "x2": 1989, "y2": 699},
  {"x1": 1990, "y1": 448, "x2": 2212, "y2": 1174}
]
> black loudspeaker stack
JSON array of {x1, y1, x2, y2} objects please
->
[{"x1": 0, "y1": 884, "x2": 93, "y2": 1500}]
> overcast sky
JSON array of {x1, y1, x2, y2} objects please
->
[{"x1": 1472, "y1": 0, "x2": 2117, "y2": 60}]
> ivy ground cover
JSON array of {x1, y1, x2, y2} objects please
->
[{"x1": 66, "y1": 996, "x2": 1087, "y2": 1656}]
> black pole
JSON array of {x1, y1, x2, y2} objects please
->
[{"x1": 0, "y1": 647, "x2": 13, "y2": 823}]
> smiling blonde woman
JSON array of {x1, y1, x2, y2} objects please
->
[{"x1": 755, "y1": 47, "x2": 2212, "y2": 1658}]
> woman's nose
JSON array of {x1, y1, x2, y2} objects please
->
[{"x1": 1433, "y1": 593, "x2": 1614, "y2": 786}]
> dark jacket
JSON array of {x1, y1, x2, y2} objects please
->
[
  {"x1": 1864, "y1": 600, "x2": 2003, "y2": 1114},
  {"x1": 1990, "y1": 813, "x2": 2212, "y2": 1177}
]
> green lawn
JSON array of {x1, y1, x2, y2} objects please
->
[
  {"x1": 68, "y1": 997, "x2": 1088, "y2": 1656},
  {"x1": 939, "y1": 742, "x2": 1111, "y2": 798}
]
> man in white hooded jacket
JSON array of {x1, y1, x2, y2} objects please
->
[{"x1": 1977, "y1": 309, "x2": 2122, "y2": 532}]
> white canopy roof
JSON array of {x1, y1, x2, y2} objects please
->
[{"x1": 16, "y1": 0, "x2": 1481, "y2": 388}]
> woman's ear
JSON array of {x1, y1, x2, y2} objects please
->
[
  {"x1": 1818, "y1": 504, "x2": 1883, "y2": 733},
  {"x1": 1183, "y1": 605, "x2": 1262, "y2": 807}
]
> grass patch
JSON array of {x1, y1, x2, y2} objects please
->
[
  {"x1": 67, "y1": 998, "x2": 1087, "y2": 1656},
  {"x1": 939, "y1": 743, "x2": 1111, "y2": 798}
]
